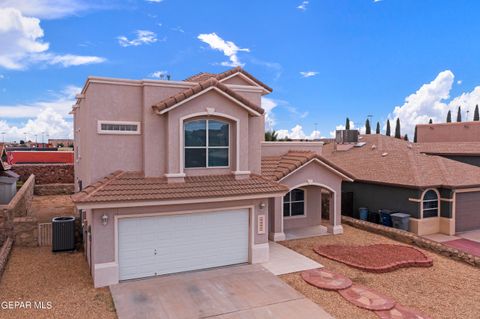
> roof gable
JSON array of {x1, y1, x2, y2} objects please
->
[{"x1": 152, "y1": 78, "x2": 264, "y2": 116}]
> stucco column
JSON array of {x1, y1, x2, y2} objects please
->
[
  {"x1": 327, "y1": 191, "x2": 343, "y2": 234},
  {"x1": 268, "y1": 197, "x2": 285, "y2": 241}
]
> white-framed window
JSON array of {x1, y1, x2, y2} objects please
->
[
  {"x1": 283, "y1": 188, "x2": 305, "y2": 217},
  {"x1": 184, "y1": 119, "x2": 229, "y2": 168},
  {"x1": 422, "y1": 189, "x2": 439, "y2": 218},
  {"x1": 97, "y1": 121, "x2": 141, "y2": 135}
]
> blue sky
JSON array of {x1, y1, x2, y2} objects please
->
[{"x1": 1, "y1": 0, "x2": 480, "y2": 141}]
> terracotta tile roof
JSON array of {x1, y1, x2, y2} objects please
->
[
  {"x1": 416, "y1": 142, "x2": 480, "y2": 156},
  {"x1": 261, "y1": 151, "x2": 353, "y2": 181},
  {"x1": 322, "y1": 134, "x2": 480, "y2": 189},
  {"x1": 184, "y1": 67, "x2": 273, "y2": 93},
  {"x1": 71, "y1": 171, "x2": 288, "y2": 204},
  {"x1": 152, "y1": 77, "x2": 265, "y2": 115}
]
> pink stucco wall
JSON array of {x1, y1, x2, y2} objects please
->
[
  {"x1": 74, "y1": 77, "x2": 266, "y2": 187},
  {"x1": 416, "y1": 121, "x2": 480, "y2": 143}
]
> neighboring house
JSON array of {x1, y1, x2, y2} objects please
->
[
  {"x1": 6, "y1": 149, "x2": 74, "y2": 164},
  {"x1": 415, "y1": 121, "x2": 480, "y2": 166},
  {"x1": 48, "y1": 138, "x2": 74, "y2": 147},
  {"x1": 322, "y1": 134, "x2": 480, "y2": 237},
  {"x1": 71, "y1": 67, "x2": 349, "y2": 287}
]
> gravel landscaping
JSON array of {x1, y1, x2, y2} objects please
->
[
  {"x1": 280, "y1": 225, "x2": 480, "y2": 319},
  {"x1": 0, "y1": 247, "x2": 116, "y2": 319}
]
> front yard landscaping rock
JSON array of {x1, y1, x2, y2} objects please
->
[
  {"x1": 313, "y1": 244, "x2": 433, "y2": 272},
  {"x1": 280, "y1": 225, "x2": 480, "y2": 319}
]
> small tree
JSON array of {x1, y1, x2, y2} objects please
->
[
  {"x1": 395, "y1": 118, "x2": 401, "y2": 139},
  {"x1": 376, "y1": 121, "x2": 380, "y2": 134},
  {"x1": 429, "y1": 118, "x2": 433, "y2": 124},
  {"x1": 365, "y1": 119, "x2": 371, "y2": 134},
  {"x1": 446, "y1": 110, "x2": 452, "y2": 123},
  {"x1": 457, "y1": 106, "x2": 462, "y2": 122},
  {"x1": 264, "y1": 130, "x2": 278, "y2": 141},
  {"x1": 386, "y1": 120, "x2": 391, "y2": 136},
  {"x1": 414, "y1": 126, "x2": 418, "y2": 142},
  {"x1": 474, "y1": 105, "x2": 479, "y2": 121},
  {"x1": 404, "y1": 134, "x2": 409, "y2": 141},
  {"x1": 345, "y1": 117, "x2": 350, "y2": 130}
]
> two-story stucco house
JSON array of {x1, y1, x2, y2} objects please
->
[{"x1": 71, "y1": 67, "x2": 352, "y2": 287}]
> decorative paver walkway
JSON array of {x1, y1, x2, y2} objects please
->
[
  {"x1": 301, "y1": 267, "x2": 432, "y2": 318},
  {"x1": 375, "y1": 304, "x2": 433, "y2": 319},
  {"x1": 314, "y1": 244, "x2": 433, "y2": 272},
  {"x1": 338, "y1": 284, "x2": 395, "y2": 311},
  {"x1": 301, "y1": 268, "x2": 352, "y2": 290}
]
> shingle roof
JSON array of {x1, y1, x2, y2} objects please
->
[
  {"x1": 152, "y1": 77, "x2": 265, "y2": 115},
  {"x1": 71, "y1": 171, "x2": 288, "y2": 204},
  {"x1": 184, "y1": 67, "x2": 273, "y2": 93},
  {"x1": 322, "y1": 134, "x2": 480, "y2": 189},
  {"x1": 261, "y1": 151, "x2": 353, "y2": 181},
  {"x1": 416, "y1": 142, "x2": 480, "y2": 156}
]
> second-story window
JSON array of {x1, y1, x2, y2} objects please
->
[{"x1": 184, "y1": 119, "x2": 229, "y2": 168}]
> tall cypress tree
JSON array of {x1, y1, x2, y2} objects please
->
[
  {"x1": 386, "y1": 120, "x2": 391, "y2": 136},
  {"x1": 414, "y1": 126, "x2": 418, "y2": 143},
  {"x1": 376, "y1": 121, "x2": 380, "y2": 134},
  {"x1": 457, "y1": 106, "x2": 462, "y2": 122},
  {"x1": 446, "y1": 110, "x2": 452, "y2": 123},
  {"x1": 394, "y1": 118, "x2": 401, "y2": 138},
  {"x1": 429, "y1": 118, "x2": 433, "y2": 124},
  {"x1": 474, "y1": 105, "x2": 479, "y2": 121},
  {"x1": 345, "y1": 117, "x2": 350, "y2": 130},
  {"x1": 365, "y1": 119, "x2": 371, "y2": 134}
]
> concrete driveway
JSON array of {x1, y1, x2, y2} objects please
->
[{"x1": 110, "y1": 264, "x2": 332, "y2": 319}]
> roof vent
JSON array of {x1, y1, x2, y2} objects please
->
[
  {"x1": 335, "y1": 130, "x2": 359, "y2": 144},
  {"x1": 382, "y1": 152, "x2": 388, "y2": 157},
  {"x1": 371, "y1": 144, "x2": 377, "y2": 150},
  {"x1": 354, "y1": 142, "x2": 366, "y2": 147}
]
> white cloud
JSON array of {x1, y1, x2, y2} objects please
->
[
  {"x1": 300, "y1": 71, "x2": 318, "y2": 78},
  {"x1": 0, "y1": 86, "x2": 79, "y2": 141},
  {"x1": 277, "y1": 125, "x2": 320, "y2": 140},
  {"x1": 0, "y1": 8, "x2": 105, "y2": 70},
  {"x1": 457, "y1": 80, "x2": 462, "y2": 85},
  {"x1": 261, "y1": 97, "x2": 278, "y2": 131},
  {"x1": 146, "y1": 0, "x2": 163, "y2": 3},
  {"x1": 0, "y1": 0, "x2": 90, "y2": 19},
  {"x1": 297, "y1": 1, "x2": 309, "y2": 11},
  {"x1": 149, "y1": 70, "x2": 169, "y2": 79},
  {"x1": 388, "y1": 70, "x2": 480, "y2": 137},
  {"x1": 117, "y1": 30, "x2": 159, "y2": 47},
  {"x1": 373, "y1": 0, "x2": 383, "y2": 3},
  {"x1": 197, "y1": 33, "x2": 249, "y2": 67}
]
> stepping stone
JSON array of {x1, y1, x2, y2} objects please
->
[
  {"x1": 338, "y1": 284, "x2": 395, "y2": 311},
  {"x1": 375, "y1": 304, "x2": 432, "y2": 319},
  {"x1": 301, "y1": 268, "x2": 352, "y2": 290}
]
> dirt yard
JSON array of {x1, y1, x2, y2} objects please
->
[
  {"x1": 280, "y1": 225, "x2": 480, "y2": 319},
  {"x1": 0, "y1": 247, "x2": 116, "y2": 319}
]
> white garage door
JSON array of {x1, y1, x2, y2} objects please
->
[{"x1": 118, "y1": 209, "x2": 249, "y2": 281}]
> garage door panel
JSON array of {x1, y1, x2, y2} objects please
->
[
  {"x1": 456, "y1": 192, "x2": 480, "y2": 233},
  {"x1": 118, "y1": 209, "x2": 249, "y2": 281}
]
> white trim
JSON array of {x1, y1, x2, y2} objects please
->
[
  {"x1": 76, "y1": 192, "x2": 285, "y2": 210},
  {"x1": 179, "y1": 112, "x2": 241, "y2": 174},
  {"x1": 454, "y1": 187, "x2": 480, "y2": 193},
  {"x1": 164, "y1": 173, "x2": 186, "y2": 178},
  {"x1": 97, "y1": 120, "x2": 141, "y2": 135},
  {"x1": 278, "y1": 158, "x2": 353, "y2": 182},
  {"x1": 113, "y1": 205, "x2": 256, "y2": 280},
  {"x1": 233, "y1": 170, "x2": 251, "y2": 176},
  {"x1": 157, "y1": 87, "x2": 262, "y2": 116},
  {"x1": 87, "y1": 76, "x2": 194, "y2": 88},
  {"x1": 225, "y1": 84, "x2": 265, "y2": 93},
  {"x1": 218, "y1": 72, "x2": 270, "y2": 94}
]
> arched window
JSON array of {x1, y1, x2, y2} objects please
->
[
  {"x1": 283, "y1": 188, "x2": 305, "y2": 217},
  {"x1": 422, "y1": 189, "x2": 439, "y2": 218},
  {"x1": 184, "y1": 119, "x2": 229, "y2": 168}
]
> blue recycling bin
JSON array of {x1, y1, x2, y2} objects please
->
[
  {"x1": 380, "y1": 209, "x2": 394, "y2": 227},
  {"x1": 359, "y1": 207, "x2": 368, "y2": 221}
]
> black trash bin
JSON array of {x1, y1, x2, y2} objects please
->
[
  {"x1": 368, "y1": 211, "x2": 381, "y2": 224},
  {"x1": 52, "y1": 216, "x2": 75, "y2": 252}
]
